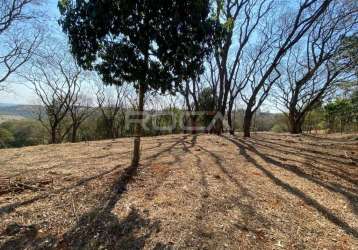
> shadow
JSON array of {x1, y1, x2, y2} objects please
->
[
  {"x1": 262, "y1": 152, "x2": 358, "y2": 189},
  {"x1": 0, "y1": 223, "x2": 57, "y2": 250},
  {"x1": 0, "y1": 164, "x2": 126, "y2": 217},
  {"x1": 253, "y1": 137, "x2": 355, "y2": 166},
  {"x1": 259, "y1": 133, "x2": 357, "y2": 146},
  {"x1": 223, "y1": 135, "x2": 358, "y2": 238},
  {"x1": 185, "y1": 136, "x2": 271, "y2": 247},
  {"x1": 55, "y1": 137, "x2": 190, "y2": 249},
  {"x1": 59, "y1": 207, "x2": 161, "y2": 249},
  {"x1": 143, "y1": 135, "x2": 189, "y2": 162},
  {"x1": 237, "y1": 138, "x2": 358, "y2": 215},
  {"x1": 0, "y1": 137, "x2": 187, "y2": 217},
  {"x1": 302, "y1": 133, "x2": 358, "y2": 143},
  {"x1": 250, "y1": 137, "x2": 358, "y2": 183},
  {"x1": 139, "y1": 135, "x2": 202, "y2": 205},
  {"x1": 1, "y1": 162, "x2": 168, "y2": 249},
  {"x1": 192, "y1": 150, "x2": 211, "y2": 237},
  {"x1": 195, "y1": 143, "x2": 250, "y2": 196}
]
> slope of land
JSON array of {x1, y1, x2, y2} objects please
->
[
  {"x1": 0, "y1": 115, "x2": 26, "y2": 124},
  {"x1": 0, "y1": 105, "x2": 39, "y2": 119},
  {"x1": 0, "y1": 133, "x2": 357, "y2": 249}
]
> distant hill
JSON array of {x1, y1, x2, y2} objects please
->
[
  {"x1": 0, "y1": 103, "x2": 17, "y2": 107},
  {"x1": 0, "y1": 115, "x2": 26, "y2": 124},
  {"x1": 0, "y1": 104, "x2": 40, "y2": 118}
]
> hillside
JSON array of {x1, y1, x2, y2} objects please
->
[
  {"x1": 0, "y1": 105, "x2": 39, "y2": 119},
  {"x1": 0, "y1": 133, "x2": 357, "y2": 249},
  {"x1": 0, "y1": 115, "x2": 26, "y2": 124}
]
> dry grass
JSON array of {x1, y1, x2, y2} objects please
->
[{"x1": 0, "y1": 132, "x2": 357, "y2": 249}]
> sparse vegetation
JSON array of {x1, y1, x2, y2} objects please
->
[{"x1": 0, "y1": 0, "x2": 357, "y2": 249}]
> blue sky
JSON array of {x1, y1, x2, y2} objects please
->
[
  {"x1": 0, "y1": 0, "x2": 61, "y2": 105},
  {"x1": 0, "y1": 0, "x2": 280, "y2": 113}
]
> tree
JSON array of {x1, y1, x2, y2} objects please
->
[
  {"x1": 339, "y1": 34, "x2": 358, "y2": 75},
  {"x1": 180, "y1": 77, "x2": 215, "y2": 133},
  {"x1": 325, "y1": 98, "x2": 354, "y2": 133},
  {"x1": 336, "y1": 33, "x2": 358, "y2": 96},
  {"x1": 68, "y1": 94, "x2": 93, "y2": 143},
  {"x1": 275, "y1": 2, "x2": 357, "y2": 134},
  {"x1": 22, "y1": 46, "x2": 82, "y2": 144},
  {"x1": 241, "y1": 0, "x2": 333, "y2": 137},
  {"x1": 95, "y1": 84, "x2": 128, "y2": 139},
  {"x1": 0, "y1": 127, "x2": 14, "y2": 148},
  {"x1": 0, "y1": 120, "x2": 46, "y2": 148},
  {"x1": 59, "y1": 0, "x2": 214, "y2": 166},
  {"x1": 0, "y1": 0, "x2": 42, "y2": 90},
  {"x1": 207, "y1": 0, "x2": 274, "y2": 134}
]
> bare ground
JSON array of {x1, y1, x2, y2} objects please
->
[{"x1": 0, "y1": 132, "x2": 357, "y2": 249}]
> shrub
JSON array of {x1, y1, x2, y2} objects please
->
[{"x1": 271, "y1": 124, "x2": 288, "y2": 133}]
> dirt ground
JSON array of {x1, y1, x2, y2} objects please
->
[{"x1": 0, "y1": 132, "x2": 357, "y2": 249}]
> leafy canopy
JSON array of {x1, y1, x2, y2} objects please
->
[{"x1": 59, "y1": 0, "x2": 215, "y2": 93}]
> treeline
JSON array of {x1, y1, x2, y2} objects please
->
[
  {"x1": 309, "y1": 91, "x2": 358, "y2": 133},
  {"x1": 0, "y1": 1, "x2": 357, "y2": 161},
  {"x1": 1, "y1": 89, "x2": 356, "y2": 149}
]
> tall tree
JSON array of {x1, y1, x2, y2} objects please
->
[
  {"x1": 209, "y1": 0, "x2": 274, "y2": 134},
  {"x1": 241, "y1": 0, "x2": 334, "y2": 137},
  {"x1": 59, "y1": 0, "x2": 214, "y2": 166},
  {"x1": 68, "y1": 94, "x2": 93, "y2": 143},
  {"x1": 96, "y1": 84, "x2": 128, "y2": 139},
  {"x1": 0, "y1": 0, "x2": 42, "y2": 90},
  {"x1": 336, "y1": 33, "x2": 358, "y2": 96},
  {"x1": 22, "y1": 46, "x2": 82, "y2": 144},
  {"x1": 275, "y1": 2, "x2": 357, "y2": 134}
]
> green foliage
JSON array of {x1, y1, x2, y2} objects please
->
[
  {"x1": 303, "y1": 107, "x2": 326, "y2": 132},
  {"x1": 198, "y1": 87, "x2": 215, "y2": 111},
  {"x1": 324, "y1": 97, "x2": 356, "y2": 133},
  {"x1": 197, "y1": 87, "x2": 216, "y2": 127},
  {"x1": 0, "y1": 120, "x2": 46, "y2": 148},
  {"x1": 338, "y1": 34, "x2": 358, "y2": 74},
  {"x1": 0, "y1": 128, "x2": 14, "y2": 148},
  {"x1": 267, "y1": 114, "x2": 288, "y2": 133},
  {"x1": 59, "y1": 0, "x2": 215, "y2": 93},
  {"x1": 271, "y1": 124, "x2": 287, "y2": 133}
]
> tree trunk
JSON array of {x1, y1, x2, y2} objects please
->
[
  {"x1": 190, "y1": 114, "x2": 198, "y2": 134},
  {"x1": 50, "y1": 127, "x2": 57, "y2": 144},
  {"x1": 288, "y1": 112, "x2": 303, "y2": 134},
  {"x1": 243, "y1": 110, "x2": 253, "y2": 138},
  {"x1": 289, "y1": 121, "x2": 303, "y2": 134},
  {"x1": 131, "y1": 84, "x2": 145, "y2": 167},
  {"x1": 227, "y1": 102, "x2": 234, "y2": 135},
  {"x1": 211, "y1": 117, "x2": 223, "y2": 135},
  {"x1": 71, "y1": 125, "x2": 78, "y2": 143}
]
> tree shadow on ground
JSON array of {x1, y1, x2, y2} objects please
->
[
  {"x1": 0, "y1": 163, "x2": 166, "y2": 249},
  {"x1": 0, "y1": 223, "x2": 57, "y2": 250},
  {"x1": 223, "y1": 135, "x2": 358, "y2": 238},
  {"x1": 253, "y1": 137, "x2": 354, "y2": 166},
  {"x1": 138, "y1": 135, "x2": 192, "y2": 200},
  {"x1": 185, "y1": 136, "x2": 272, "y2": 248},
  {"x1": 0, "y1": 164, "x2": 126, "y2": 217},
  {"x1": 261, "y1": 151, "x2": 358, "y2": 190},
  {"x1": 57, "y1": 136, "x2": 192, "y2": 249},
  {"x1": 0, "y1": 137, "x2": 188, "y2": 218},
  {"x1": 302, "y1": 133, "x2": 358, "y2": 143},
  {"x1": 239, "y1": 137, "x2": 358, "y2": 216},
  {"x1": 0, "y1": 136, "x2": 194, "y2": 249}
]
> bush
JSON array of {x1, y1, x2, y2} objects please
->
[
  {"x1": 0, "y1": 120, "x2": 47, "y2": 148},
  {"x1": 0, "y1": 128, "x2": 14, "y2": 148},
  {"x1": 271, "y1": 124, "x2": 287, "y2": 133}
]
